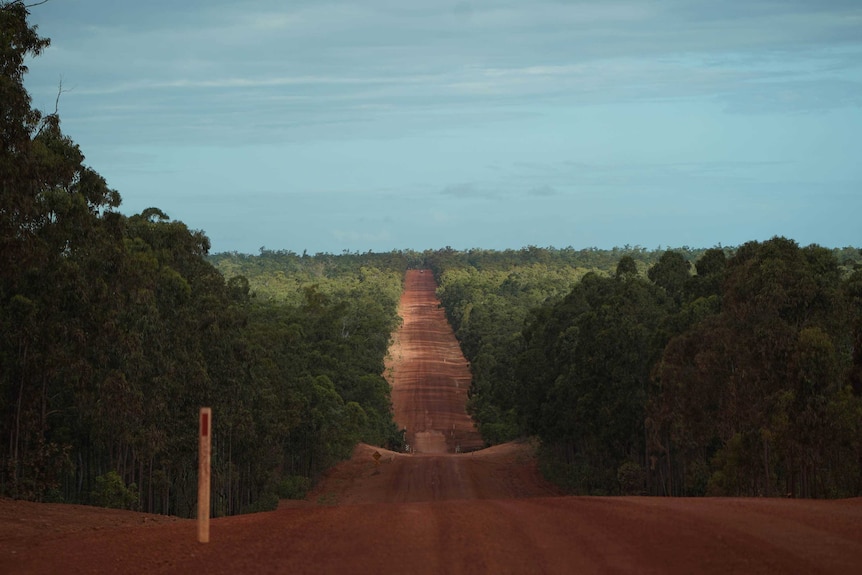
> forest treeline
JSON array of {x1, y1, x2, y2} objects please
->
[
  {"x1": 430, "y1": 243, "x2": 862, "y2": 497},
  {"x1": 1, "y1": 3, "x2": 406, "y2": 516}
]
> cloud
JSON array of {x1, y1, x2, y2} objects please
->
[
  {"x1": 441, "y1": 183, "x2": 480, "y2": 198},
  {"x1": 440, "y1": 182, "x2": 504, "y2": 200},
  {"x1": 528, "y1": 184, "x2": 557, "y2": 197},
  {"x1": 721, "y1": 77, "x2": 862, "y2": 113},
  {"x1": 26, "y1": 0, "x2": 862, "y2": 150}
]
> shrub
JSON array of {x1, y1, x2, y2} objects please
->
[
  {"x1": 277, "y1": 475, "x2": 312, "y2": 500},
  {"x1": 91, "y1": 471, "x2": 139, "y2": 510}
]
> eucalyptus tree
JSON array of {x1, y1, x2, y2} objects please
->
[
  {"x1": 515, "y1": 268, "x2": 673, "y2": 494},
  {"x1": 649, "y1": 238, "x2": 861, "y2": 497}
]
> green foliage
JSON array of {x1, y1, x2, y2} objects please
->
[
  {"x1": 431, "y1": 240, "x2": 861, "y2": 498},
  {"x1": 516, "y1": 272, "x2": 673, "y2": 493},
  {"x1": 91, "y1": 471, "x2": 139, "y2": 511},
  {"x1": 209, "y1": 250, "x2": 414, "y2": 305},
  {"x1": 241, "y1": 492, "x2": 279, "y2": 514},
  {"x1": 277, "y1": 475, "x2": 312, "y2": 500},
  {"x1": 706, "y1": 432, "x2": 758, "y2": 497},
  {"x1": 615, "y1": 256, "x2": 638, "y2": 279},
  {"x1": 434, "y1": 260, "x2": 600, "y2": 446},
  {"x1": 650, "y1": 238, "x2": 862, "y2": 497},
  {"x1": 648, "y1": 250, "x2": 691, "y2": 304}
]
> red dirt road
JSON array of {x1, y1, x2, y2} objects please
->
[
  {"x1": 386, "y1": 268, "x2": 484, "y2": 454},
  {"x1": 2, "y1": 269, "x2": 861, "y2": 574}
]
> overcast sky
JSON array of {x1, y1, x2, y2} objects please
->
[{"x1": 23, "y1": 0, "x2": 862, "y2": 254}]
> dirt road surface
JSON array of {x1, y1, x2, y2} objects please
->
[
  {"x1": 2, "y1": 269, "x2": 861, "y2": 574},
  {"x1": 386, "y1": 268, "x2": 484, "y2": 454}
]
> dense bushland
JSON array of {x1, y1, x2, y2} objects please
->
[
  {"x1": 426, "y1": 245, "x2": 710, "y2": 444},
  {"x1": 433, "y1": 243, "x2": 862, "y2": 497}
]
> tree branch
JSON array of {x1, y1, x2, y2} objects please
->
[
  {"x1": 2, "y1": 1, "x2": 51, "y2": 9},
  {"x1": 54, "y1": 76, "x2": 71, "y2": 115}
]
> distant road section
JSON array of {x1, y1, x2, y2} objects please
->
[{"x1": 386, "y1": 269, "x2": 484, "y2": 453}]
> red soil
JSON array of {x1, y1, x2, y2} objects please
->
[
  {"x1": 2, "y1": 269, "x2": 861, "y2": 574},
  {"x1": 386, "y1": 268, "x2": 484, "y2": 454}
]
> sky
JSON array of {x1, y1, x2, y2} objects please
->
[{"x1": 22, "y1": 0, "x2": 862, "y2": 254}]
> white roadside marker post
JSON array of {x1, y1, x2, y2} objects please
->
[{"x1": 198, "y1": 407, "x2": 212, "y2": 543}]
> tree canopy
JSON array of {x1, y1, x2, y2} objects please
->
[{"x1": 431, "y1": 242, "x2": 862, "y2": 497}]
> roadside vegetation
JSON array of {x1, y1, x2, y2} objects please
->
[{"x1": 431, "y1": 243, "x2": 862, "y2": 497}]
